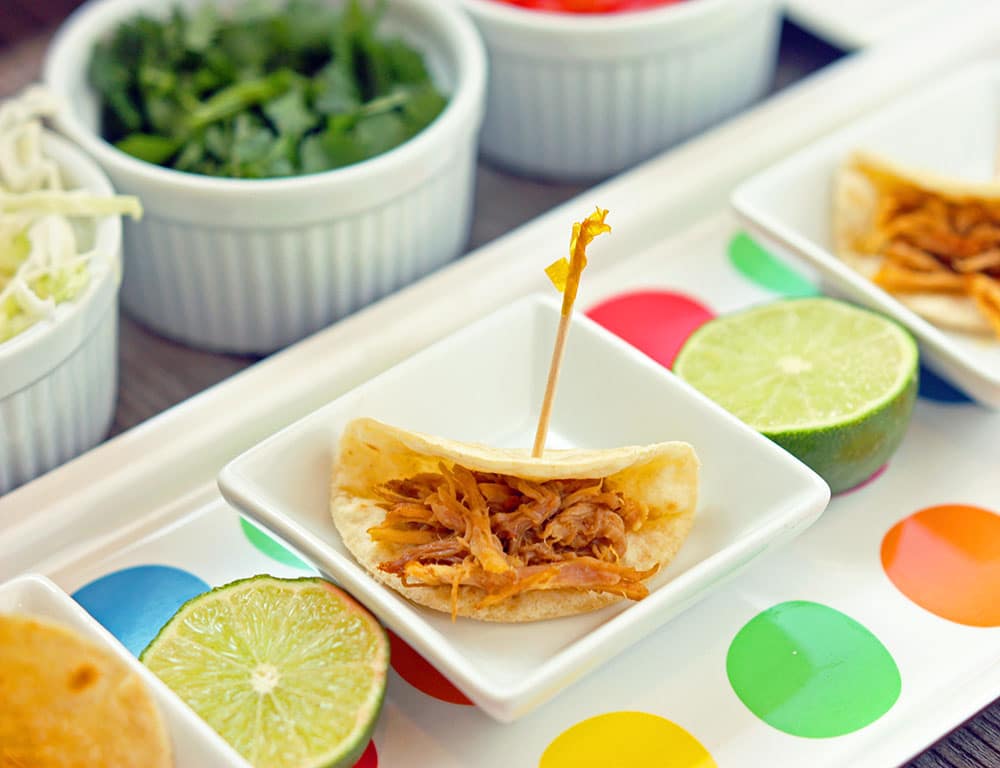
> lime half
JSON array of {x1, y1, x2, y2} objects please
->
[
  {"x1": 141, "y1": 576, "x2": 388, "y2": 768},
  {"x1": 673, "y1": 297, "x2": 918, "y2": 493}
]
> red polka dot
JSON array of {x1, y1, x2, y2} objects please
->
[
  {"x1": 389, "y1": 632, "x2": 472, "y2": 705},
  {"x1": 586, "y1": 290, "x2": 715, "y2": 368},
  {"x1": 834, "y1": 464, "x2": 888, "y2": 496},
  {"x1": 352, "y1": 741, "x2": 378, "y2": 768}
]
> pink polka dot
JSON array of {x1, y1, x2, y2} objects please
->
[
  {"x1": 834, "y1": 464, "x2": 888, "y2": 497},
  {"x1": 587, "y1": 290, "x2": 715, "y2": 369},
  {"x1": 353, "y1": 741, "x2": 378, "y2": 768}
]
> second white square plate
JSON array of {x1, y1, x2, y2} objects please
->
[
  {"x1": 785, "y1": 0, "x2": 988, "y2": 50},
  {"x1": 218, "y1": 294, "x2": 830, "y2": 722},
  {"x1": 733, "y1": 61, "x2": 1000, "y2": 408},
  {"x1": 0, "y1": 574, "x2": 250, "y2": 767}
]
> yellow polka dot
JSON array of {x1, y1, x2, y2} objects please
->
[{"x1": 540, "y1": 712, "x2": 716, "y2": 768}]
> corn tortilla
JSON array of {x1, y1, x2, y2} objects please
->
[
  {"x1": 330, "y1": 418, "x2": 699, "y2": 622},
  {"x1": 0, "y1": 614, "x2": 171, "y2": 768}
]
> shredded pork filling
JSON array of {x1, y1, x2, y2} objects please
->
[
  {"x1": 865, "y1": 191, "x2": 1000, "y2": 336},
  {"x1": 368, "y1": 464, "x2": 656, "y2": 616}
]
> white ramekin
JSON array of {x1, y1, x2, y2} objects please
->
[
  {"x1": 44, "y1": 0, "x2": 486, "y2": 354},
  {"x1": 0, "y1": 132, "x2": 122, "y2": 495},
  {"x1": 461, "y1": 0, "x2": 780, "y2": 181}
]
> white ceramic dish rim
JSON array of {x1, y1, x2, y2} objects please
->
[
  {"x1": 462, "y1": 0, "x2": 760, "y2": 33},
  {"x1": 0, "y1": 130, "x2": 122, "y2": 401},
  {"x1": 219, "y1": 293, "x2": 831, "y2": 717},
  {"x1": 0, "y1": 573, "x2": 252, "y2": 767},
  {"x1": 783, "y1": 0, "x2": 990, "y2": 52},
  {"x1": 43, "y1": 0, "x2": 487, "y2": 200},
  {"x1": 782, "y1": 0, "x2": 868, "y2": 50},
  {"x1": 731, "y1": 61, "x2": 1000, "y2": 394},
  {"x1": 461, "y1": 0, "x2": 776, "y2": 57}
]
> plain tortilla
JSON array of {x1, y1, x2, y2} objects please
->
[
  {"x1": 330, "y1": 418, "x2": 699, "y2": 622},
  {"x1": 0, "y1": 614, "x2": 172, "y2": 768},
  {"x1": 832, "y1": 150, "x2": 994, "y2": 335}
]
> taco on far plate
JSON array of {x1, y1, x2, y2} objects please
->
[
  {"x1": 330, "y1": 418, "x2": 699, "y2": 622},
  {"x1": 833, "y1": 150, "x2": 1000, "y2": 338}
]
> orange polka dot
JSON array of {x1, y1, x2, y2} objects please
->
[
  {"x1": 388, "y1": 632, "x2": 472, "y2": 705},
  {"x1": 881, "y1": 504, "x2": 1000, "y2": 627},
  {"x1": 541, "y1": 712, "x2": 715, "y2": 768}
]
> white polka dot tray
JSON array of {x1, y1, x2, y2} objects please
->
[{"x1": 2, "y1": 15, "x2": 999, "y2": 768}]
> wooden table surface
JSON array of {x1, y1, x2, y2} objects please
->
[{"x1": 2, "y1": 18, "x2": 998, "y2": 768}]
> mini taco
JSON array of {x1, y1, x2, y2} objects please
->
[
  {"x1": 330, "y1": 418, "x2": 699, "y2": 622},
  {"x1": 833, "y1": 151, "x2": 1000, "y2": 338},
  {"x1": 0, "y1": 614, "x2": 172, "y2": 767}
]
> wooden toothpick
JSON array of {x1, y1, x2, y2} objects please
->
[
  {"x1": 532, "y1": 311, "x2": 572, "y2": 457},
  {"x1": 531, "y1": 208, "x2": 611, "y2": 458}
]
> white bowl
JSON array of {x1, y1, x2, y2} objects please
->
[
  {"x1": 460, "y1": 0, "x2": 780, "y2": 181},
  {"x1": 732, "y1": 61, "x2": 1000, "y2": 409},
  {"x1": 218, "y1": 294, "x2": 830, "y2": 722},
  {"x1": 0, "y1": 132, "x2": 122, "y2": 495},
  {"x1": 0, "y1": 573, "x2": 250, "y2": 767},
  {"x1": 44, "y1": 0, "x2": 487, "y2": 354}
]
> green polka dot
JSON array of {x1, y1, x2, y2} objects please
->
[
  {"x1": 240, "y1": 518, "x2": 311, "y2": 570},
  {"x1": 728, "y1": 233, "x2": 819, "y2": 298},
  {"x1": 726, "y1": 601, "x2": 900, "y2": 738}
]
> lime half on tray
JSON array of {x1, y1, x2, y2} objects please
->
[
  {"x1": 141, "y1": 576, "x2": 388, "y2": 768},
  {"x1": 673, "y1": 297, "x2": 918, "y2": 493}
]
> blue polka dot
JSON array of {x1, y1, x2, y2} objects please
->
[
  {"x1": 72, "y1": 565, "x2": 209, "y2": 656},
  {"x1": 918, "y1": 365, "x2": 972, "y2": 404}
]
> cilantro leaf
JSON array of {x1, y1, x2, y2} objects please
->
[
  {"x1": 90, "y1": 0, "x2": 447, "y2": 178},
  {"x1": 184, "y1": 3, "x2": 218, "y2": 52},
  {"x1": 354, "y1": 112, "x2": 407, "y2": 159},
  {"x1": 402, "y1": 84, "x2": 447, "y2": 133},
  {"x1": 312, "y1": 63, "x2": 360, "y2": 116},
  {"x1": 386, "y1": 40, "x2": 430, "y2": 84},
  {"x1": 263, "y1": 85, "x2": 317, "y2": 140},
  {"x1": 299, "y1": 134, "x2": 331, "y2": 174},
  {"x1": 114, "y1": 134, "x2": 181, "y2": 164},
  {"x1": 321, "y1": 114, "x2": 367, "y2": 168}
]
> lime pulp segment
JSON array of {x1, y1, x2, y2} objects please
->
[
  {"x1": 141, "y1": 576, "x2": 388, "y2": 768},
  {"x1": 673, "y1": 298, "x2": 918, "y2": 434}
]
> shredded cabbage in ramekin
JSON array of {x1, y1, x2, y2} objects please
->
[{"x1": 0, "y1": 87, "x2": 142, "y2": 344}]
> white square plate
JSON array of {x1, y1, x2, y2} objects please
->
[
  {"x1": 785, "y1": 0, "x2": 987, "y2": 51},
  {"x1": 733, "y1": 61, "x2": 1000, "y2": 408},
  {"x1": 0, "y1": 573, "x2": 249, "y2": 767},
  {"x1": 218, "y1": 294, "x2": 830, "y2": 722}
]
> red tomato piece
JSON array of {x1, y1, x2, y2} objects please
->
[{"x1": 494, "y1": 0, "x2": 685, "y2": 14}]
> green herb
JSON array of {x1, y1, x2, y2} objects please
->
[{"x1": 89, "y1": 0, "x2": 448, "y2": 179}]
